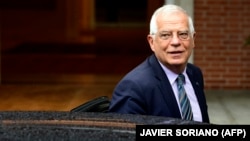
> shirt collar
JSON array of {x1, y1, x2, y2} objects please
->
[{"x1": 158, "y1": 61, "x2": 187, "y2": 85}]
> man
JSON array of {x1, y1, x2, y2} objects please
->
[{"x1": 108, "y1": 4, "x2": 210, "y2": 123}]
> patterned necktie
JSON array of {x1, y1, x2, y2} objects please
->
[{"x1": 176, "y1": 74, "x2": 193, "y2": 120}]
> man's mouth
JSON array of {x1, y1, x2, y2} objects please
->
[{"x1": 169, "y1": 51, "x2": 183, "y2": 54}]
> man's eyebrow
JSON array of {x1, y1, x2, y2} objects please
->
[
  {"x1": 158, "y1": 31, "x2": 171, "y2": 33},
  {"x1": 159, "y1": 30, "x2": 189, "y2": 33}
]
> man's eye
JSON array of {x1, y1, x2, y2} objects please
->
[
  {"x1": 179, "y1": 32, "x2": 189, "y2": 39},
  {"x1": 160, "y1": 33, "x2": 171, "y2": 39}
]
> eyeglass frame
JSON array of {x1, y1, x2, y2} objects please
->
[{"x1": 151, "y1": 30, "x2": 191, "y2": 41}]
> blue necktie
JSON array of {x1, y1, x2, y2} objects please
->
[{"x1": 176, "y1": 74, "x2": 193, "y2": 120}]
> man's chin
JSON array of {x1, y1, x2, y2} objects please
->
[{"x1": 170, "y1": 61, "x2": 184, "y2": 66}]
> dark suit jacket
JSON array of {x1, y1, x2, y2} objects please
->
[{"x1": 108, "y1": 54, "x2": 210, "y2": 123}]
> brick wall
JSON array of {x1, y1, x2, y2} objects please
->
[{"x1": 194, "y1": 0, "x2": 250, "y2": 89}]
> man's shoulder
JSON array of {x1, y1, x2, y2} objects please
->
[
  {"x1": 186, "y1": 63, "x2": 203, "y2": 76},
  {"x1": 187, "y1": 63, "x2": 201, "y2": 70}
]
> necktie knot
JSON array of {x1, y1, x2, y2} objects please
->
[{"x1": 177, "y1": 74, "x2": 185, "y2": 85}]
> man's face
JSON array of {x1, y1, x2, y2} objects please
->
[{"x1": 147, "y1": 11, "x2": 195, "y2": 70}]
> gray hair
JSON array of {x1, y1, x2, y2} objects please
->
[{"x1": 149, "y1": 4, "x2": 195, "y2": 35}]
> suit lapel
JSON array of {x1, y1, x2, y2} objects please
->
[
  {"x1": 186, "y1": 66, "x2": 206, "y2": 117},
  {"x1": 186, "y1": 66, "x2": 203, "y2": 101},
  {"x1": 148, "y1": 54, "x2": 182, "y2": 118}
]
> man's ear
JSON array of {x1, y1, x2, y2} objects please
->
[
  {"x1": 147, "y1": 35, "x2": 155, "y2": 52},
  {"x1": 192, "y1": 32, "x2": 196, "y2": 48}
]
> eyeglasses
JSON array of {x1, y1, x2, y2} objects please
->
[{"x1": 153, "y1": 31, "x2": 190, "y2": 41}]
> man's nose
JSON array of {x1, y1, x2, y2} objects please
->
[{"x1": 170, "y1": 34, "x2": 181, "y2": 45}]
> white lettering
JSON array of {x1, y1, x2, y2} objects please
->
[
  {"x1": 175, "y1": 129, "x2": 219, "y2": 136},
  {"x1": 140, "y1": 129, "x2": 173, "y2": 136}
]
